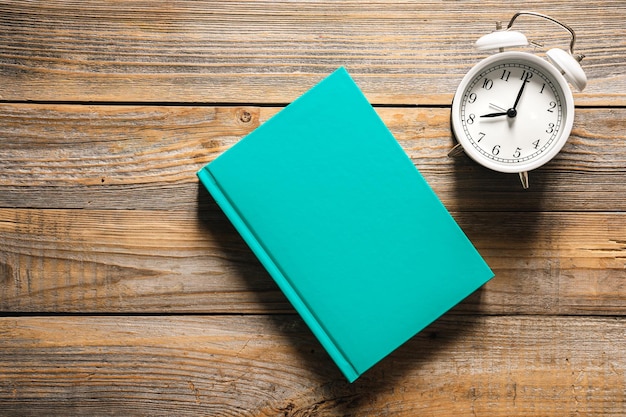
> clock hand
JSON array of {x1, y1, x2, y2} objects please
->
[
  {"x1": 481, "y1": 102, "x2": 512, "y2": 117},
  {"x1": 512, "y1": 81, "x2": 526, "y2": 111},
  {"x1": 480, "y1": 111, "x2": 508, "y2": 118},
  {"x1": 512, "y1": 72, "x2": 532, "y2": 111},
  {"x1": 481, "y1": 107, "x2": 519, "y2": 118},
  {"x1": 489, "y1": 103, "x2": 507, "y2": 112},
  {"x1": 480, "y1": 74, "x2": 531, "y2": 118}
]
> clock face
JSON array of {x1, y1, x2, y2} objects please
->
[{"x1": 451, "y1": 51, "x2": 575, "y2": 173}]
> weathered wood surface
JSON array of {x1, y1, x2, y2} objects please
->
[
  {"x1": 1, "y1": 0, "x2": 625, "y2": 415},
  {"x1": 0, "y1": 0, "x2": 624, "y2": 105},
  {"x1": 1, "y1": 315, "x2": 625, "y2": 416},
  {"x1": 1, "y1": 105, "x2": 624, "y2": 212},
  {"x1": 1, "y1": 208, "x2": 625, "y2": 315}
]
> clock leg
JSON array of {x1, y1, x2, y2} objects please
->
[
  {"x1": 518, "y1": 171, "x2": 529, "y2": 189},
  {"x1": 447, "y1": 143, "x2": 465, "y2": 157}
]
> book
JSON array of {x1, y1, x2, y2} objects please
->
[{"x1": 197, "y1": 67, "x2": 494, "y2": 382}]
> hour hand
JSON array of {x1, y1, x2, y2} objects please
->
[{"x1": 480, "y1": 111, "x2": 508, "y2": 118}]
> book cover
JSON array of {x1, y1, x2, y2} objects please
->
[{"x1": 197, "y1": 67, "x2": 494, "y2": 382}]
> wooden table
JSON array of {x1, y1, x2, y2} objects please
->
[{"x1": 1, "y1": 1, "x2": 625, "y2": 415}]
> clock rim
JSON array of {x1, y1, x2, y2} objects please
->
[{"x1": 451, "y1": 51, "x2": 575, "y2": 174}]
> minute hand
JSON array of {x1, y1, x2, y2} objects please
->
[{"x1": 512, "y1": 76, "x2": 530, "y2": 111}]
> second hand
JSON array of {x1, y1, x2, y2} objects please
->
[{"x1": 489, "y1": 103, "x2": 507, "y2": 112}]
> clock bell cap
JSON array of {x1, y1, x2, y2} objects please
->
[
  {"x1": 546, "y1": 48, "x2": 587, "y2": 91},
  {"x1": 475, "y1": 30, "x2": 529, "y2": 51}
]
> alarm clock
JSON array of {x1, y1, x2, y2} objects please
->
[{"x1": 449, "y1": 11, "x2": 587, "y2": 188}]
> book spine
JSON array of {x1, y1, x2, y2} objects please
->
[{"x1": 197, "y1": 167, "x2": 359, "y2": 382}]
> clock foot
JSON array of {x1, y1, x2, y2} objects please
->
[
  {"x1": 447, "y1": 143, "x2": 465, "y2": 158},
  {"x1": 518, "y1": 171, "x2": 529, "y2": 189}
]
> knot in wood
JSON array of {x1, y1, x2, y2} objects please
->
[{"x1": 238, "y1": 110, "x2": 252, "y2": 123}]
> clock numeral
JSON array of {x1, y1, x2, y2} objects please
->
[
  {"x1": 539, "y1": 83, "x2": 546, "y2": 94},
  {"x1": 521, "y1": 70, "x2": 534, "y2": 82},
  {"x1": 513, "y1": 147, "x2": 522, "y2": 158},
  {"x1": 547, "y1": 101, "x2": 557, "y2": 113},
  {"x1": 532, "y1": 139, "x2": 540, "y2": 149},
  {"x1": 500, "y1": 70, "x2": 511, "y2": 82},
  {"x1": 546, "y1": 123, "x2": 555, "y2": 134},
  {"x1": 468, "y1": 93, "x2": 477, "y2": 103},
  {"x1": 492, "y1": 145, "x2": 501, "y2": 155},
  {"x1": 467, "y1": 113, "x2": 476, "y2": 124},
  {"x1": 482, "y1": 78, "x2": 493, "y2": 90},
  {"x1": 477, "y1": 131, "x2": 486, "y2": 143}
]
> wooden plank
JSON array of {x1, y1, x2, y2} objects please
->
[
  {"x1": 1, "y1": 208, "x2": 625, "y2": 314},
  {"x1": 0, "y1": 1, "x2": 623, "y2": 105},
  {"x1": 1, "y1": 104, "x2": 624, "y2": 212},
  {"x1": 0, "y1": 315, "x2": 624, "y2": 416}
]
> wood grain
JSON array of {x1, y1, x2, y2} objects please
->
[
  {"x1": 1, "y1": 208, "x2": 624, "y2": 314},
  {"x1": 1, "y1": 315, "x2": 624, "y2": 416},
  {"x1": 1, "y1": 104, "x2": 624, "y2": 212},
  {"x1": 0, "y1": 0, "x2": 623, "y2": 105},
  {"x1": 1, "y1": 2, "x2": 625, "y2": 414}
]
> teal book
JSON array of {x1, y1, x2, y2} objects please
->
[{"x1": 197, "y1": 67, "x2": 494, "y2": 382}]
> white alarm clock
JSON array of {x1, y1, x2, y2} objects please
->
[{"x1": 449, "y1": 11, "x2": 587, "y2": 188}]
